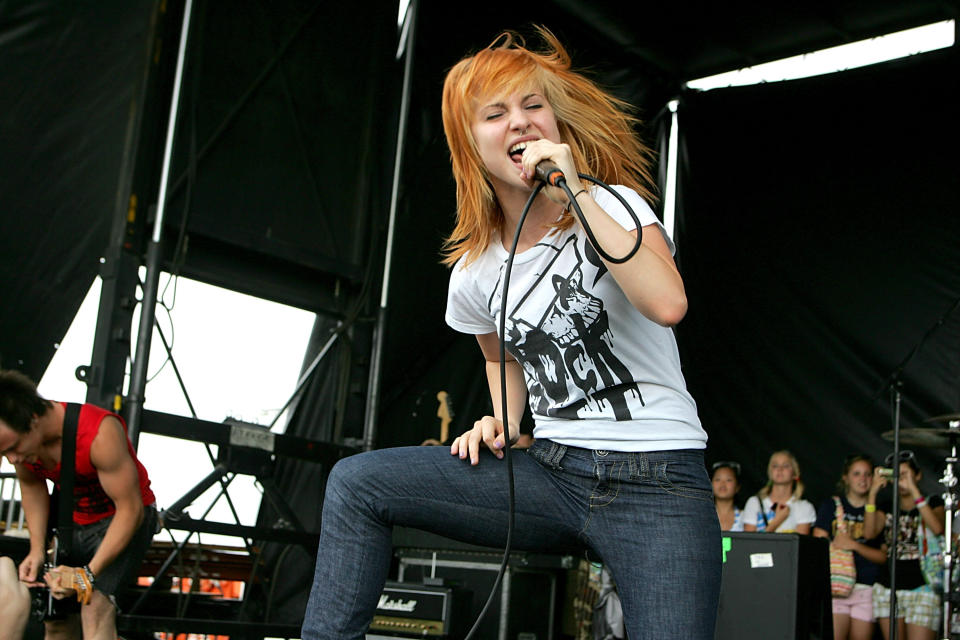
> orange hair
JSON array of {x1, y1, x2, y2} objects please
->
[{"x1": 440, "y1": 26, "x2": 657, "y2": 267}]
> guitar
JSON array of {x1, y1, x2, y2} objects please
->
[
  {"x1": 436, "y1": 391, "x2": 453, "y2": 445},
  {"x1": 420, "y1": 391, "x2": 454, "y2": 446},
  {"x1": 29, "y1": 527, "x2": 94, "y2": 622},
  {"x1": 43, "y1": 535, "x2": 93, "y2": 606}
]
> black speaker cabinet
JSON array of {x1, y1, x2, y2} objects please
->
[{"x1": 716, "y1": 532, "x2": 832, "y2": 640}]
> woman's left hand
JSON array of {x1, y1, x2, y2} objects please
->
[
  {"x1": 450, "y1": 415, "x2": 510, "y2": 466},
  {"x1": 519, "y1": 139, "x2": 584, "y2": 206}
]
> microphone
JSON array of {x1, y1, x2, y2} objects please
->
[{"x1": 535, "y1": 161, "x2": 565, "y2": 187}]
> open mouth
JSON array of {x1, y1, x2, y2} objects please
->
[{"x1": 508, "y1": 140, "x2": 535, "y2": 164}]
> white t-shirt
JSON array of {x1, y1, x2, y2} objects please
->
[
  {"x1": 742, "y1": 495, "x2": 817, "y2": 533},
  {"x1": 444, "y1": 185, "x2": 706, "y2": 452}
]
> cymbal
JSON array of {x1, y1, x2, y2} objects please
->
[
  {"x1": 925, "y1": 413, "x2": 960, "y2": 425},
  {"x1": 882, "y1": 428, "x2": 956, "y2": 449}
]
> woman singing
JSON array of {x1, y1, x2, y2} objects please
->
[{"x1": 300, "y1": 27, "x2": 720, "y2": 640}]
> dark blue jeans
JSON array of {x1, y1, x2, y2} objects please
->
[{"x1": 301, "y1": 440, "x2": 721, "y2": 639}]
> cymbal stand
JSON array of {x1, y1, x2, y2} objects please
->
[{"x1": 940, "y1": 420, "x2": 960, "y2": 640}]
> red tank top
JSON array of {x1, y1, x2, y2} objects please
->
[{"x1": 26, "y1": 403, "x2": 156, "y2": 525}]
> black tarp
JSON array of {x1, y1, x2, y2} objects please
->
[
  {"x1": 0, "y1": 0, "x2": 155, "y2": 379},
  {"x1": 676, "y1": 46, "x2": 960, "y2": 503},
  {"x1": 158, "y1": 0, "x2": 399, "y2": 311}
]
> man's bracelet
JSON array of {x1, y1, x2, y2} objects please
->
[
  {"x1": 865, "y1": 504, "x2": 876, "y2": 513},
  {"x1": 82, "y1": 564, "x2": 96, "y2": 586}
]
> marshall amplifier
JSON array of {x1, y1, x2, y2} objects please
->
[{"x1": 369, "y1": 581, "x2": 470, "y2": 638}]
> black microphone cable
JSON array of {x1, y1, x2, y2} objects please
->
[{"x1": 462, "y1": 166, "x2": 643, "y2": 639}]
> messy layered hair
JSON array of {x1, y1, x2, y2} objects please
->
[
  {"x1": 0, "y1": 369, "x2": 53, "y2": 433},
  {"x1": 440, "y1": 26, "x2": 657, "y2": 267}
]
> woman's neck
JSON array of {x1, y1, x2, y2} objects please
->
[
  {"x1": 769, "y1": 484, "x2": 793, "y2": 501},
  {"x1": 495, "y1": 187, "x2": 565, "y2": 253},
  {"x1": 845, "y1": 491, "x2": 867, "y2": 508},
  {"x1": 715, "y1": 497, "x2": 736, "y2": 512}
]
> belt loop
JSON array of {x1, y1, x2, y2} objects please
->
[{"x1": 549, "y1": 442, "x2": 567, "y2": 468}]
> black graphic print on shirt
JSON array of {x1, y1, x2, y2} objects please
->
[{"x1": 492, "y1": 235, "x2": 642, "y2": 420}]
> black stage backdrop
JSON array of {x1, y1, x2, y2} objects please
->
[
  {"x1": 676, "y1": 46, "x2": 960, "y2": 506},
  {"x1": 0, "y1": 1, "x2": 155, "y2": 379}
]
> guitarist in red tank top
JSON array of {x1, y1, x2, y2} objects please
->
[{"x1": 0, "y1": 370, "x2": 157, "y2": 640}]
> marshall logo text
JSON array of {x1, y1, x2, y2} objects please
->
[{"x1": 377, "y1": 595, "x2": 418, "y2": 613}]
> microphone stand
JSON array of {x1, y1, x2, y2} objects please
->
[{"x1": 887, "y1": 380, "x2": 903, "y2": 640}]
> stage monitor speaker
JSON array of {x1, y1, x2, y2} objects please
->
[{"x1": 716, "y1": 532, "x2": 832, "y2": 640}]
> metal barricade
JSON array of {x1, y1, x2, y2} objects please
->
[{"x1": 0, "y1": 471, "x2": 27, "y2": 535}]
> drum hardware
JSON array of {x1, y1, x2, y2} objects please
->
[
  {"x1": 881, "y1": 427, "x2": 960, "y2": 450},
  {"x1": 882, "y1": 414, "x2": 960, "y2": 640},
  {"x1": 875, "y1": 296, "x2": 960, "y2": 639},
  {"x1": 930, "y1": 414, "x2": 959, "y2": 640}
]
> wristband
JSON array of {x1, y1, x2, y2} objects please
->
[
  {"x1": 865, "y1": 504, "x2": 876, "y2": 513},
  {"x1": 915, "y1": 498, "x2": 928, "y2": 508}
]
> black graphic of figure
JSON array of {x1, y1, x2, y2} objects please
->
[
  {"x1": 503, "y1": 238, "x2": 642, "y2": 420},
  {"x1": 547, "y1": 268, "x2": 642, "y2": 419},
  {"x1": 507, "y1": 320, "x2": 568, "y2": 415}
]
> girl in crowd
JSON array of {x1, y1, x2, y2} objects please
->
[
  {"x1": 743, "y1": 450, "x2": 816, "y2": 534},
  {"x1": 300, "y1": 27, "x2": 720, "y2": 640},
  {"x1": 813, "y1": 455, "x2": 887, "y2": 640},
  {"x1": 712, "y1": 461, "x2": 743, "y2": 531},
  {"x1": 864, "y1": 451, "x2": 945, "y2": 640}
]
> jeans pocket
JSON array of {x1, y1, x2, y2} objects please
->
[
  {"x1": 529, "y1": 439, "x2": 566, "y2": 470},
  {"x1": 656, "y1": 459, "x2": 714, "y2": 503}
]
